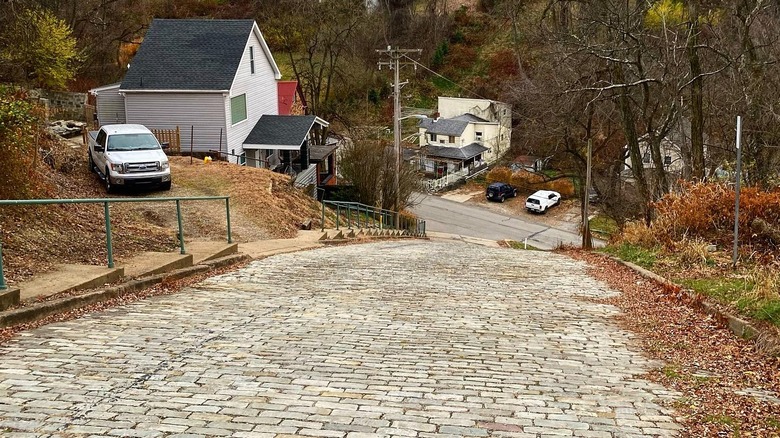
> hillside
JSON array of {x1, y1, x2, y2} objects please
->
[{"x1": 0, "y1": 139, "x2": 322, "y2": 286}]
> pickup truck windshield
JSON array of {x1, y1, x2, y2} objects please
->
[{"x1": 106, "y1": 134, "x2": 160, "y2": 151}]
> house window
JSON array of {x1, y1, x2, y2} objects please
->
[
  {"x1": 249, "y1": 46, "x2": 255, "y2": 74},
  {"x1": 231, "y1": 94, "x2": 247, "y2": 124},
  {"x1": 642, "y1": 152, "x2": 651, "y2": 164},
  {"x1": 240, "y1": 151, "x2": 247, "y2": 166},
  {"x1": 448, "y1": 135, "x2": 455, "y2": 143},
  {"x1": 430, "y1": 133, "x2": 437, "y2": 142},
  {"x1": 476, "y1": 131, "x2": 483, "y2": 141},
  {"x1": 664, "y1": 155, "x2": 672, "y2": 166}
]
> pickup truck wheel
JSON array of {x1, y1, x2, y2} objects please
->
[
  {"x1": 105, "y1": 169, "x2": 114, "y2": 194},
  {"x1": 160, "y1": 181, "x2": 172, "y2": 191},
  {"x1": 88, "y1": 154, "x2": 95, "y2": 173}
]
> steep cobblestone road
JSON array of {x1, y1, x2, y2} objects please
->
[{"x1": 0, "y1": 241, "x2": 681, "y2": 437}]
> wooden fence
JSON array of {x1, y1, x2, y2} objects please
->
[{"x1": 151, "y1": 127, "x2": 181, "y2": 155}]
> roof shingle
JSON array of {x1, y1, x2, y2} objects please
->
[
  {"x1": 423, "y1": 143, "x2": 489, "y2": 161},
  {"x1": 121, "y1": 19, "x2": 255, "y2": 91},
  {"x1": 419, "y1": 118, "x2": 469, "y2": 136},
  {"x1": 244, "y1": 115, "x2": 317, "y2": 148}
]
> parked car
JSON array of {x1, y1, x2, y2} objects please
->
[
  {"x1": 486, "y1": 182, "x2": 518, "y2": 203},
  {"x1": 526, "y1": 190, "x2": 561, "y2": 213},
  {"x1": 87, "y1": 124, "x2": 172, "y2": 193}
]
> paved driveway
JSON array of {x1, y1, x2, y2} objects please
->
[{"x1": 0, "y1": 241, "x2": 678, "y2": 437}]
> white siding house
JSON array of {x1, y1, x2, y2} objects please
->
[
  {"x1": 417, "y1": 97, "x2": 512, "y2": 184},
  {"x1": 90, "y1": 19, "x2": 281, "y2": 164},
  {"x1": 223, "y1": 29, "x2": 279, "y2": 160}
]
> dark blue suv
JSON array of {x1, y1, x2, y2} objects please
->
[{"x1": 486, "y1": 182, "x2": 518, "y2": 203}]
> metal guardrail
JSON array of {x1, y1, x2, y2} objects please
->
[
  {"x1": 0, "y1": 196, "x2": 232, "y2": 291},
  {"x1": 321, "y1": 200, "x2": 426, "y2": 237}
]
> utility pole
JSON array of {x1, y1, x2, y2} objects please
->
[
  {"x1": 582, "y1": 139, "x2": 593, "y2": 250},
  {"x1": 377, "y1": 46, "x2": 421, "y2": 227}
]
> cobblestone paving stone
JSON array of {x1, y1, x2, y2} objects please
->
[{"x1": 0, "y1": 241, "x2": 681, "y2": 437}]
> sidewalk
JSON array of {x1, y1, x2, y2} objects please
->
[{"x1": 9, "y1": 231, "x2": 327, "y2": 304}]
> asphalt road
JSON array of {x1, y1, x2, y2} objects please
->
[{"x1": 410, "y1": 193, "x2": 597, "y2": 249}]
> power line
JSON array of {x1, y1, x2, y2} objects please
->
[{"x1": 399, "y1": 53, "x2": 541, "y2": 126}]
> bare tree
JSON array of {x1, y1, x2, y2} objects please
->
[{"x1": 338, "y1": 135, "x2": 421, "y2": 210}]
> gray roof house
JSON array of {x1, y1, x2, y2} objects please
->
[
  {"x1": 416, "y1": 97, "x2": 512, "y2": 191},
  {"x1": 90, "y1": 19, "x2": 291, "y2": 166}
]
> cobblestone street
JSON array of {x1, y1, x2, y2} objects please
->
[{"x1": 0, "y1": 241, "x2": 681, "y2": 437}]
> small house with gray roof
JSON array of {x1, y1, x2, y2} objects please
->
[
  {"x1": 90, "y1": 18, "x2": 337, "y2": 181},
  {"x1": 417, "y1": 97, "x2": 512, "y2": 181}
]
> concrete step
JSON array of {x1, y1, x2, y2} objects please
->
[
  {"x1": 185, "y1": 241, "x2": 239, "y2": 264},
  {"x1": 118, "y1": 252, "x2": 194, "y2": 279},
  {"x1": 0, "y1": 287, "x2": 20, "y2": 311},
  {"x1": 16, "y1": 264, "x2": 125, "y2": 302},
  {"x1": 238, "y1": 240, "x2": 322, "y2": 258}
]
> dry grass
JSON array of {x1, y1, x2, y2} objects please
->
[
  {"x1": 616, "y1": 221, "x2": 658, "y2": 247},
  {"x1": 673, "y1": 237, "x2": 713, "y2": 268},
  {"x1": 0, "y1": 146, "x2": 322, "y2": 285},
  {"x1": 747, "y1": 266, "x2": 780, "y2": 302}
]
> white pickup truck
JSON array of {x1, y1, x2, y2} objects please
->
[
  {"x1": 525, "y1": 190, "x2": 561, "y2": 214},
  {"x1": 87, "y1": 124, "x2": 172, "y2": 193}
]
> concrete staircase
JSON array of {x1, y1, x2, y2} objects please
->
[
  {"x1": 2, "y1": 241, "x2": 240, "y2": 310},
  {"x1": 317, "y1": 227, "x2": 424, "y2": 244}
]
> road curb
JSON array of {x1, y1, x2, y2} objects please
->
[
  {"x1": 607, "y1": 256, "x2": 780, "y2": 356},
  {"x1": 0, "y1": 255, "x2": 249, "y2": 330}
]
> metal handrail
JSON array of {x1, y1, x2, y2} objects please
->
[
  {"x1": 320, "y1": 200, "x2": 426, "y2": 237},
  {"x1": 0, "y1": 196, "x2": 232, "y2": 290},
  {"x1": 324, "y1": 200, "x2": 396, "y2": 215}
]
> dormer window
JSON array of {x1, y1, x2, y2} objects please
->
[
  {"x1": 448, "y1": 135, "x2": 455, "y2": 143},
  {"x1": 250, "y1": 46, "x2": 255, "y2": 74},
  {"x1": 430, "y1": 133, "x2": 437, "y2": 142}
]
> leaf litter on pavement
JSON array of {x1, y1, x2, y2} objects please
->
[{"x1": 565, "y1": 250, "x2": 780, "y2": 437}]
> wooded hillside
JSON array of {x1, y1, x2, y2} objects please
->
[{"x1": 2, "y1": 0, "x2": 779, "y2": 222}]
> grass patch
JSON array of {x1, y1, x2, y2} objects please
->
[
  {"x1": 507, "y1": 240, "x2": 541, "y2": 251},
  {"x1": 661, "y1": 365, "x2": 682, "y2": 379},
  {"x1": 675, "y1": 276, "x2": 780, "y2": 327},
  {"x1": 589, "y1": 215, "x2": 619, "y2": 239},
  {"x1": 676, "y1": 277, "x2": 754, "y2": 304},
  {"x1": 601, "y1": 242, "x2": 659, "y2": 269},
  {"x1": 703, "y1": 414, "x2": 741, "y2": 435},
  {"x1": 432, "y1": 75, "x2": 460, "y2": 94},
  {"x1": 756, "y1": 301, "x2": 780, "y2": 325}
]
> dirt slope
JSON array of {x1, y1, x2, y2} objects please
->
[{"x1": 0, "y1": 142, "x2": 322, "y2": 285}]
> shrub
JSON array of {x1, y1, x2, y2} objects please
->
[
  {"x1": 651, "y1": 182, "x2": 780, "y2": 251},
  {"x1": 486, "y1": 166, "x2": 512, "y2": 184},
  {"x1": 0, "y1": 87, "x2": 47, "y2": 199},
  {"x1": 487, "y1": 49, "x2": 519, "y2": 80},
  {"x1": 510, "y1": 170, "x2": 576, "y2": 197},
  {"x1": 618, "y1": 221, "x2": 659, "y2": 247}
]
